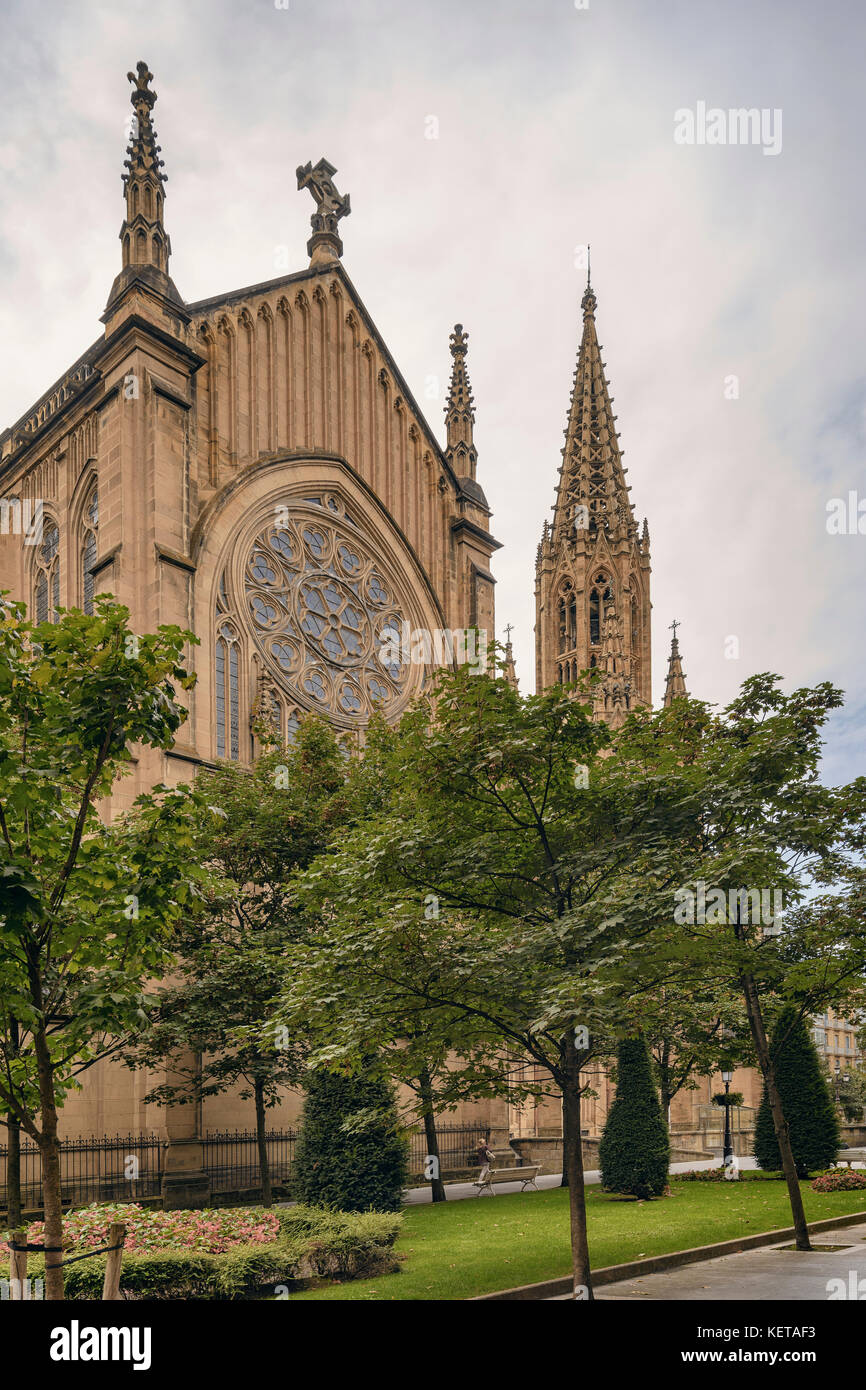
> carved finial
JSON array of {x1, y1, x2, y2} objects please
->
[
  {"x1": 450, "y1": 323, "x2": 469, "y2": 357},
  {"x1": 127, "y1": 61, "x2": 156, "y2": 106},
  {"x1": 580, "y1": 244, "x2": 597, "y2": 316},
  {"x1": 297, "y1": 158, "x2": 351, "y2": 266},
  {"x1": 444, "y1": 322, "x2": 477, "y2": 479}
]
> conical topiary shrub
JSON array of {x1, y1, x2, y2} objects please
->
[
  {"x1": 754, "y1": 1007, "x2": 840, "y2": 1177},
  {"x1": 599, "y1": 1036, "x2": 670, "y2": 1199},
  {"x1": 291, "y1": 1065, "x2": 410, "y2": 1212}
]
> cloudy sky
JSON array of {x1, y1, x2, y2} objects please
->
[{"x1": 1, "y1": 0, "x2": 863, "y2": 781}]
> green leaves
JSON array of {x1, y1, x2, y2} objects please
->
[{"x1": 0, "y1": 598, "x2": 205, "y2": 1147}]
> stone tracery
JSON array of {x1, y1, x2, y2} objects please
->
[{"x1": 216, "y1": 490, "x2": 422, "y2": 750}]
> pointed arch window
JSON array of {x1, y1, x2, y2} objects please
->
[
  {"x1": 34, "y1": 520, "x2": 60, "y2": 624},
  {"x1": 81, "y1": 482, "x2": 98, "y2": 616},
  {"x1": 215, "y1": 622, "x2": 241, "y2": 761},
  {"x1": 589, "y1": 573, "x2": 612, "y2": 646},
  {"x1": 558, "y1": 581, "x2": 576, "y2": 654},
  {"x1": 589, "y1": 591, "x2": 600, "y2": 645},
  {"x1": 631, "y1": 592, "x2": 639, "y2": 653}
]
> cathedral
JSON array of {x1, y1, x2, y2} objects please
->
[{"x1": 0, "y1": 63, "x2": 753, "y2": 1194}]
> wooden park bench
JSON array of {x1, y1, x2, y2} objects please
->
[{"x1": 472, "y1": 1164, "x2": 541, "y2": 1197}]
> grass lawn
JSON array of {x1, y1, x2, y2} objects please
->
[{"x1": 285, "y1": 1180, "x2": 866, "y2": 1301}]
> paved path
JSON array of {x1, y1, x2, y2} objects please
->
[
  {"x1": 547, "y1": 1220, "x2": 866, "y2": 1300},
  {"x1": 403, "y1": 1157, "x2": 757, "y2": 1204}
]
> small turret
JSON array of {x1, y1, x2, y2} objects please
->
[
  {"x1": 663, "y1": 620, "x2": 689, "y2": 706},
  {"x1": 444, "y1": 323, "x2": 477, "y2": 482}
]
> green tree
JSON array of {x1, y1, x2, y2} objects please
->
[
  {"x1": 292, "y1": 1063, "x2": 409, "y2": 1212},
  {"x1": 636, "y1": 978, "x2": 753, "y2": 1120},
  {"x1": 124, "y1": 717, "x2": 349, "y2": 1206},
  {"x1": 606, "y1": 676, "x2": 866, "y2": 1250},
  {"x1": 0, "y1": 597, "x2": 204, "y2": 1299},
  {"x1": 754, "y1": 1007, "x2": 840, "y2": 1175},
  {"x1": 599, "y1": 1037, "x2": 670, "y2": 1198},
  {"x1": 284, "y1": 663, "x2": 702, "y2": 1297}
]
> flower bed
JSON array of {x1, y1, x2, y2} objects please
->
[
  {"x1": 675, "y1": 1168, "x2": 783, "y2": 1182},
  {"x1": 27, "y1": 1203, "x2": 281, "y2": 1256},
  {"x1": 22, "y1": 1203, "x2": 402, "y2": 1299},
  {"x1": 811, "y1": 1169, "x2": 866, "y2": 1193}
]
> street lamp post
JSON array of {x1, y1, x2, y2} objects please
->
[{"x1": 721, "y1": 1070, "x2": 734, "y2": 1168}]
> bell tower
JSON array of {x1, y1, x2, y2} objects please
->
[{"x1": 535, "y1": 271, "x2": 651, "y2": 725}]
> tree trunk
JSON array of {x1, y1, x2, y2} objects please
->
[
  {"x1": 6, "y1": 1113, "x2": 22, "y2": 1231},
  {"x1": 418, "y1": 1067, "x2": 446, "y2": 1202},
  {"x1": 561, "y1": 1036, "x2": 593, "y2": 1298},
  {"x1": 658, "y1": 1040, "x2": 673, "y2": 1120},
  {"x1": 253, "y1": 1079, "x2": 272, "y2": 1207},
  {"x1": 560, "y1": 1087, "x2": 569, "y2": 1187},
  {"x1": 35, "y1": 1028, "x2": 64, "y2": 1300},
  {"x1": 740, "y1": 969, "x2": 811, "y2": 1250},
  {"x1": 6, "y1": 1018, "x2": 22, "y2": 1229}
]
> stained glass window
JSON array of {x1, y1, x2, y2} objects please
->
[
  {"x1": 35, "y1": 571, "x2": 48, "y2": 625},
  {"x1": 216, "y1": 496, "x2": 423, "y2": 758},
  {"x1": 34, "y1": 520, "x2": 60, "y2": 624},
  {"x1": 239, "y1": 500, "x2": 413, "y2": 727},
  {"x1": 214, "y1": 623, "x2": 241, "y2": 761},
  {"x1": 81, "y1": 482, "x2": 98, "y2": 616}
]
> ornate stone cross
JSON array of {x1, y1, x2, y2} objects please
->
[{"x1": 296, "y1": 158, "x2": 351, "y2": 265}]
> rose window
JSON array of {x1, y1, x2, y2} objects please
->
[{"x1": 239, "y1": 495, "x2": 417, "y2": 725}]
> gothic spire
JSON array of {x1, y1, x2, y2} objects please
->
[
  {"x1": 121, "y1": 62, "x2": 169, "y2": 275},
  {"x1": 502, "y1": 624, "x2": 519, "y2": 690},
  {"x1": 444, "y1": 323, "x2": 477, "y2": 480},
  {"x1": 663, "y1": 620, "x2": 689, "y2": 707},
  {"x1": 104, "y1": 61, "x2": 184, "y2": 322},
  {"x1": 553, "y1": 280, "x2": 635, "y2": 543}
]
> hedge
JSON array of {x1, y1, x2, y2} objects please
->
[{"x1": 25, "y1": 1204, "x2": 402, "y2": 1300}]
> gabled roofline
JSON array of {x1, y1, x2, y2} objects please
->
[{"x1": 186, "y1": 260, "x2": 464, "y2": 497}]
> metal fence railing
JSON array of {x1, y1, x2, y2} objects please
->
[
  {"x1": 0, "y1": 1133, "x2": 163, "y2": 1211},
  {"x1": 1, "y1": 1120, "x2": 493, "y2": 1209},
  {"x1": 407, "y1": 1123, "x2": 489, "y2": 1175},
  {"x1": 201, "y1": 1128, "x2": 297, "y2": 1194}
]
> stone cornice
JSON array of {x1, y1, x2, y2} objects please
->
[
  {"x1": 450, "y1": 514, "x2": 503, "y2": 552},
  {"x1": 155, "y1": 543, "x2": 195, "y2": 573}
]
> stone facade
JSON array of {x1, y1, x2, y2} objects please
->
[{"x1": 0, "y1": 64, "x2": 503, "y2": 1193}]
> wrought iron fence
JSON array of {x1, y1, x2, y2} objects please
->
[
  {"x1": 1, "y1": 1121, "x2": 492, "y2": 1209},
  {"x1": 0, "y1": 1133, "x2": 163, "y2": 1211},
  {"x1": 201, "y1": 1128, "x2": 298, "y2": 1194},
  {"x1": 408, "y1": 1123, "x2": 489, "y2": 1175}
]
